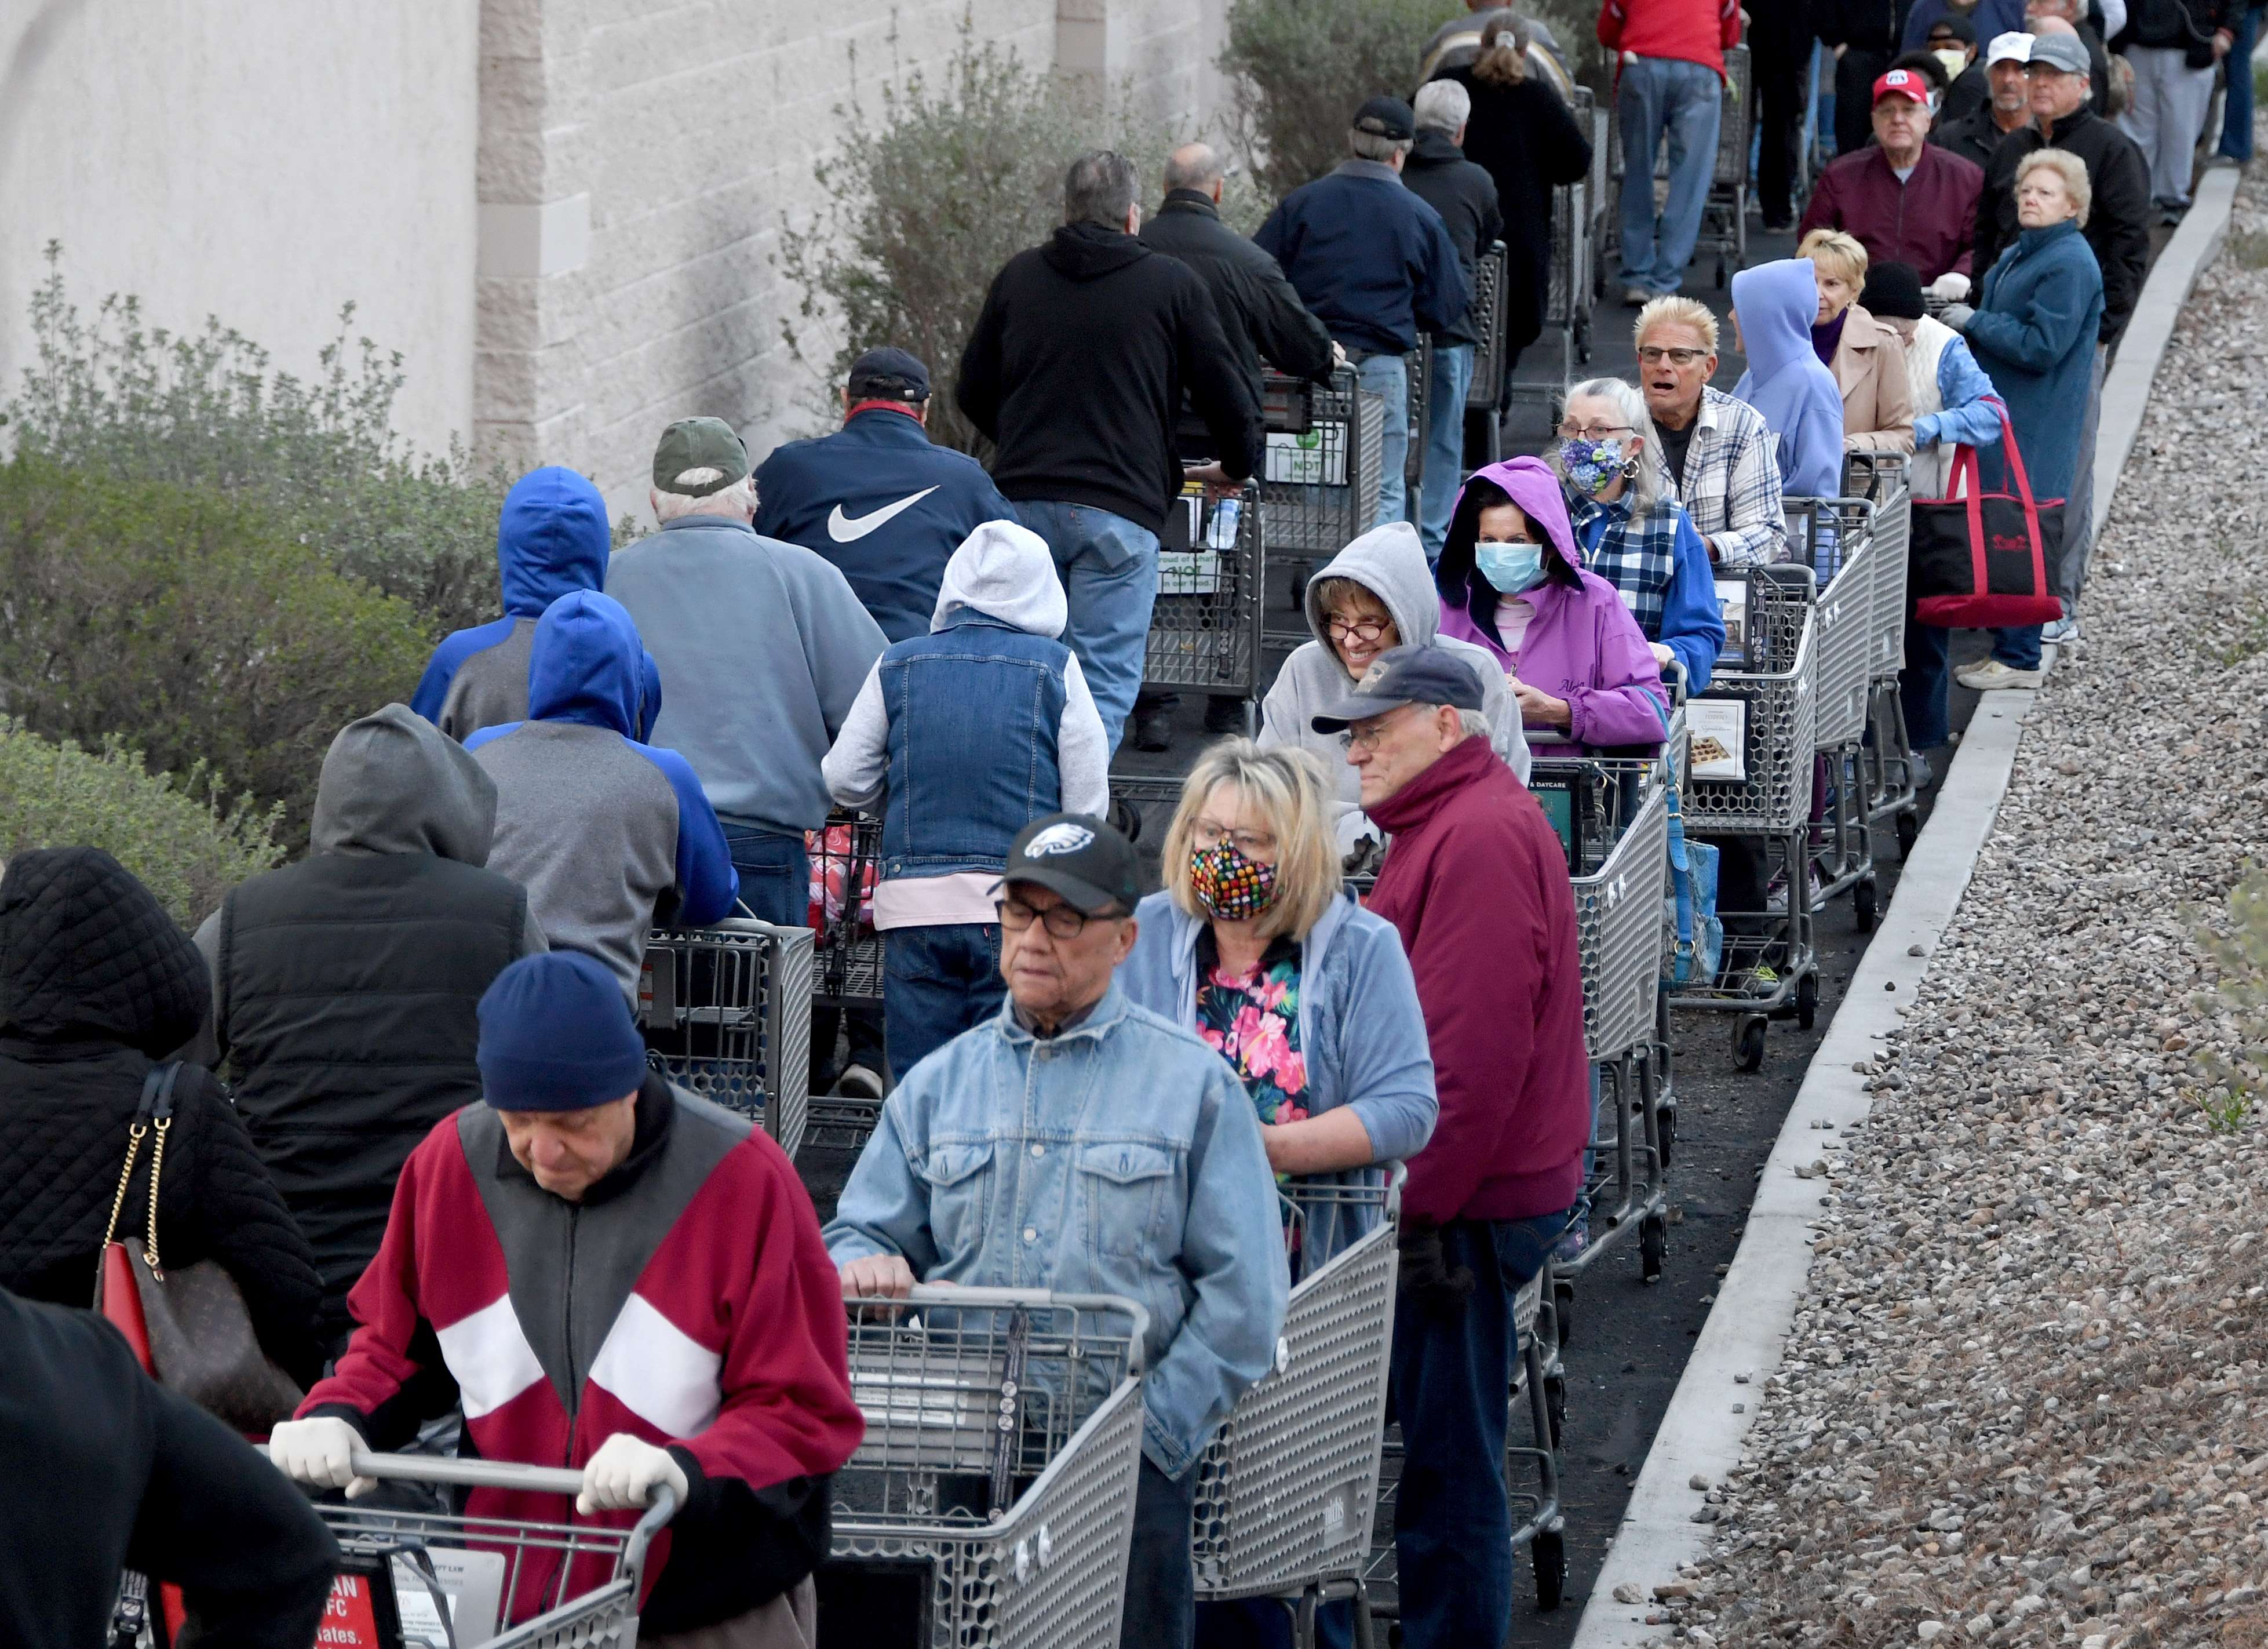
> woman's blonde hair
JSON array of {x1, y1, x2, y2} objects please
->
[
  {"x1": 1797, "y1": 227, "x2": 1869, "y2": 287},
  {"x1": 1162, "y1": 739, "x2": 1343, "y2": 942},
  {"x1": 2015, "y1": 148, "x2": 2092, "y2": 228},
  {"x1": 1473, "y1": 14, "x2": 1530, "y2": 86}
]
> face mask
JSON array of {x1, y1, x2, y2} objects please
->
[
  {"x1": 1475, "y1": 541, "x2": 1548, "y2": 594},
  {"x1": 1932, "y1": 49, "x2": 1967, "y2": 85},
  {"x1": 1558, "y1": 436, "x2": 1631, "y2": 497},
  {"x1": 1188, "y1": 840, "x2": 1279, "y2": 923}
]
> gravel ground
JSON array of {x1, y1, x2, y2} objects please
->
[{"x1": 1631, "y1": 176, "x2": 2268, "y2": 1649}]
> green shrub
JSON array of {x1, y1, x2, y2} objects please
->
[
  {"x1": 0, "y1": 719, "x2": 281, "y2": 929},
  {"x1": 2, "y1": 246, "x2": 507, "y2": 639},
  {"x1": 0, "y1": 456, "x2": 435, "y2": 842},
  {"x1": 775, "y1": 25, "x2": 1209, "y2": 454},
  {"x1": 2192, "y1": 867, "x2": 2268, "y2": 1132}
]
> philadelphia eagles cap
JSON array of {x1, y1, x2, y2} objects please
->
[{"x1": 996, "y1": 814, "x2": 1140, "y2": 916}]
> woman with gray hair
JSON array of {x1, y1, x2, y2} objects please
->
[{"x1": 1552, "y1": 376, "x2": 1726, "y2": 690}]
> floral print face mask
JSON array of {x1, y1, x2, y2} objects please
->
[
  {"x1": 1188, "y1": 840, "x2": 1279, "y2": 922},
  {"x1": 1558, "y1": 436, "x2": 1632, "y2": 497}
]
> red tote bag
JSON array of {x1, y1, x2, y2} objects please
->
[{"x1": 1909, "y1": 403, "x2": 2066, "y2": 629}]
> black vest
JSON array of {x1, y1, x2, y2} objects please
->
[{"x1": 218, "y1": 853, "x2": 526, "y2": 1340}]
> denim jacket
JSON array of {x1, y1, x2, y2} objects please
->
[{"x1": 823, "y1": 981, "x2": 1290, "y2": 1477}]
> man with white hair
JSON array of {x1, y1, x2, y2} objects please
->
[
  {"x1": 607, "y1": 416, "x2": 887, "y2": 924},
  {"x1": 1402, "y1": 78, "x2": 1505, "y2": 562},
  {"x1": 1632, "y1": 295, "x2": 1789, "y2": 568}
]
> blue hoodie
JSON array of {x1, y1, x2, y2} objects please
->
[
  {"x1": 411, "y1": 467, "x2": 665, "y2": 742},
  {"x1": 466, "y1": 592, "x2": 736, "y2": 999},
  {"x1": 1731, "y1": 261, "x2": 1847, "y2": 502}
]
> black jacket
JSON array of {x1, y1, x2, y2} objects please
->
[
  {"x1": 0, "y1": 848, "x2": 324, "y2": 1384},
  {"x1": 2116, "y1": 0, "x2": 2236, "y2": 65},
  {"x1": 1438, "y1": 66, "x2": 1591, "y2": 354},
  {"x1": 1401, "y1": 129, "x2": 1508, "y2": 349},
  {"x1": 957, "y1": 221, "x2": 1264, "y2": 533},
  {"x1": 1972, "y1": 105, "x2": 2150, "y2": 345},
  {"x1": 0, "y1": 1288, "x2": 337, "y2": 1649},
  {"x1": 1140, "y1": 190, "x2": 1334, "y2": 416},
  {"x1": 1941, "y1": 61, "x2": 1988, "y2": 123},
  {"x1": 1931, "y1": 104, "x2": 2028, "y2": 172}
]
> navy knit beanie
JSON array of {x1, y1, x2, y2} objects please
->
[{"x1": 477, "y1": 952, "x2": 650, "y2": 1111}]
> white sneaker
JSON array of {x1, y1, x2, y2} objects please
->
[
  {"x1": 1955, "y1": 658, "x2": 2043, "y2": 691},
  {"x1": 2040, "y1": 616, "x2": 2081, "y2": 646},
  {"x1": 832, "y1": 1064, "x2": 886, "y2": 1101}
]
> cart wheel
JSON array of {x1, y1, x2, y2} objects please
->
[
  {"x1": 1533, "y1": 1529, "x2": 1568, "y2": 1611},
  {"x1": 1895, "y1": 809, "x2": 1920, "y2": 857},
  {"x1": 1853, "y1": 875, "x2": 1878, "y2": 934},
  {"x1": 1545, "y1": 1373, "x2": 1568, "y2": 1451},
  {"x1": 1553, "y1": 1278, "x2": 1576, "y2": 1349},
  {"x1": 1734, "y1": 1015, "x2": 1767, "y2": 1072},
  {"x1": 1796, "y1": 971, "x2": 1818, "y2": 1032},
  {"x1": 1639, "y1": 1212, "x2": 1667, "y2": 1282},
  {"x1": 1658, "y1": 1102, "x2": 1678, "y2": 1170}
]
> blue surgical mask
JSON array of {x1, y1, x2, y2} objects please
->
[{"x1": 1475, "y1": 541, "x2": 1548, "y2": 594}]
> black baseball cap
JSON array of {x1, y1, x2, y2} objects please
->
[
  {"x1": 995, "y1": 814, "x2": 1140, "y2": 915},
  {"x1": 1310, "y1": 644, "x2": 1487, "y2": 733},
  {"x1": 847, "y1": 346, "x2": 931, "y2": 402},
  {"x1": 1353, "y1": 96, "x2": 1417, "y2": 142},
  {"x1": 1927, "y1": 13, "x2": 1976, "y2": 41}
]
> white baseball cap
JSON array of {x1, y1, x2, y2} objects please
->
[{"x1": 1986, "y1": 31, "x2": 2033, "y2": 64}]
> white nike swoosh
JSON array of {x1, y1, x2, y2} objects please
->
[{"x1": 826, "y1": 487, "x2": 940, "y2": 543}]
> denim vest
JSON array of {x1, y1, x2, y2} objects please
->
[{"x1": 879, "y1": 614, "x2": 1069, "y2": 879}]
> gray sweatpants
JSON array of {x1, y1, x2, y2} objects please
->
[
  {"x1": 2121, "y1": 45, "x2": 2216, "y2": 204},
  {"x1": 2054, "y1": 344, "x2": 2110, "y2": 615}
]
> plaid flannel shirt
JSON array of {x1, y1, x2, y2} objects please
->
[
  {"x1": 1661, "y1": 387, "x2": 1788, "y2": 570},
  {"x1": 1570, "y1": 493, "x2": 1680, "y2": 638}
]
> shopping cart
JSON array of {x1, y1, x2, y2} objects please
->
[
  {"x1": 1508, "y1": 176, "x2": 1591, "y2": 429},
  {"x1": 1842, "y1": 452, "x2": 1923, "y2": 857},
  {"x1": 1261, "y1": 367, "x2": 1385, "y2": 653},
  {"x1": 805, "y1": 811, "x2": 885, "y2": 1149},
  {"x1": 830, "y1": 1287, "x2": 1150, "y2": 1649},
  {"x1": 1193, "y1": 1175, "x2": 1402, "y2": 1643},
  {"x1": 1671, "y1": 565, "x2": 1818, "y2": 1071},
  {"x1": 286, "y1": 1450, "x2": 674, "y2": 1648},
  {"x1": 1786, "y1": 494, "x2": 1881, "y2": 926},
  {"x1": 1147, "y1": 483, "x2": 1267, "y2": 717},
  {"x1": 639, "y1": 916, "x2": 812, "y2": 1158}
]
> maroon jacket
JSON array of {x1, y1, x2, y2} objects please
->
[
  {"x1": 1365, "y1": 734, "x2": 1590, "y2": 1225},
  {"x1": 1797, "y1": 143, "x2": 1985, "y2": 281}
]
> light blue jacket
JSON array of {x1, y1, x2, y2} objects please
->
[
  {"x1": 823, "y1": 981, "x2": 1290, "y2": 1478},
  {"x1": 1118, "y1": 890, "x2": 1436, "y2": 1266},
  {"x1": 1914, "y1": 334, "x2": 2005, "y2": 454}
]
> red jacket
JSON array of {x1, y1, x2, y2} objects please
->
[
  {"x1": 300, "y1": 1080, "x2": 863, "y2": 1633},
  {"x1": 1797, "y1": 143, "x2": 1985, "y2": 281},
  {"x1": 1598, "y1": 0, "x2": 1741, "y2": 75},
  {"x1": 1365, "y1": 734, "x2": 1591, "y2": 1225}
]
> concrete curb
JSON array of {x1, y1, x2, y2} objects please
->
[{"x1": 1570, "y1": 165, "x2": 2243, "y2": 1644}]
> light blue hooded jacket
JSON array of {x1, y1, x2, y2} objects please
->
[{"x1": 1731, "y1": 260, "x2": 1847, "y2": 501}]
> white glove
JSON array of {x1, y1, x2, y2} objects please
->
[
  {"x1": 1939, "y1": 303, "x2": 1977, "y2": 334},
  {"x1": 269, "y1": 1416, "x2": 376, "y2": 1498},
  {"x1": 1927, "y1": 272, "x2": 1971, "y2": 303},
  {"x1": 577, "y1": 1433, "x2": 690, "y2": 1515}
]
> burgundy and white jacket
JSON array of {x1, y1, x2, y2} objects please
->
[{"x1": 300, "y1": 1078, "x2": 865, "y2": 1633}]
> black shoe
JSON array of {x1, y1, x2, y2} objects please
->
[
  {"x1": 1201, "y1": 699, "x2": 1249, "y2": 737},
  {"x1": 1128, "y1": 708, "x2": 1175, "y2": 753},
  {"x1": 1107, "y1": 797, "x2": 1144, "y2": 844}
]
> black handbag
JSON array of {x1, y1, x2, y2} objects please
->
[{"x1": 1909, "y1": 402, "x2": 2065, "y2": 629}]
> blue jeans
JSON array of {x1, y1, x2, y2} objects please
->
[
  {"x1": 1355, "y1": 352, "x2": 1410, "y2": 532},
  {"x1": 1901, "y1": 616, "x2": 1952, "y2": 749},
  {"x1": 1389, "y1": 1211, "x2": 1571, "y2": 1649},
  {"x1": 1617, "y1": 56, "x2": 1724, "y2": 294},
  {"x1": 883, "y1": 923, "x2": 1005, "y2": 1083},
  {"x1": 1126, "y1": 1457, "x2": 1200, "y2": 1649},
  {"x1": 1014, "y1": 500, "x2": 1159, "y2": 754},
  {"x1": 1992, "y1": 624, "x2": 2043, "y2": 670},
  {"x1": 2223, "y1": 6, "x2": 2262, "y2": 159},
  {"x1": 719, "y1": 818, "x2": 807, "y2": 926},
  {"x1": 1419, "y1": 342, "x2": 1475, "y2": 563}
]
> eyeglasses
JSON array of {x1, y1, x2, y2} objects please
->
[
  {"x1": 997, "y1": 896, "x2": 1110, "y2": 940},
  {"x1": 1556, "y1": 421, "x2": 1633, "y2": 441},
  {"x1": 1323, "y1": 615, "x2": 1391, "y2": 644},
  {"x1": 1191, "y1": 820, "x2": 1277, "y2": 858},
  {"x1": 1636, "y1": 346, "x2": 1708, "y2": 366},
  {"x1": 1336, "y1": 705, "x2": 1423, "y2": 753}
]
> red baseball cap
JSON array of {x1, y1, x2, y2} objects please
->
[{"x1": 1872, "y1": 68, "x2": 1932, "y2": 104}]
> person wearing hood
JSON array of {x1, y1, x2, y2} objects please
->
[
  {"x1": 1728, "y1": 259, "x2": 1849, "y2": 498},
  {"x1": 1434, "y1": 457, "x2": 1671, "y2": 753},
  {"x1": 0, "y1": 848, "x2": 323, "y2": 1386},
  {"x1": 469, "y1": 591, "x2": 738, "y2": 1001},
  {"x1": 957, "y1": 151, "x2": 1263, "y2": 754},
  {"x1": 1259, "y1": 520, "x2": 1530, "y2": 841},
  {"x1": 822, "y1": 520, "x2": 1110, "y2": 1079},
  {"x1": 412, "y1": 466, "x2": 662, "y2": 743},
  {"x1": 1797, "y1": 229, "x2": 1918, "y2": 455},
  {"x1": 188, "y1": 706, "x2": 545, "y2": 1352}
]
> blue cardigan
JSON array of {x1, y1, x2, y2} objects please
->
[{"x1": 1964, "y1": 219, "x2": 2105, "y2": 501}]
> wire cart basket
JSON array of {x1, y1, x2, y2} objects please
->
[
  {"x1": 1671, "y1": 565, "x2": 1818, "y2": 1071},
  {"x1": 1193, "y1": 1175, "x2": 1402, "y2": 1643},
  {"x1": 1261, "y1": 367, "x2": 1385, "y2": 652},
  {"x1": 828, "y1": 1287, "x2": 1150, "y2": 1649},
  {"x1": 1843, "y1": 452, "x2": 1923, "y2": 857},
  {"x1": 804, "y1": 811, "x2": 887, "y2": 1149},
  {"x1": 288, "y1": 1450, "x2": 673, "y2": 1649},
  {"x1": 639, "y1": 916, "x2": 812, "y2": 1159},
  {"x1": 1147, "y1": 483, "x2": 1267, "y2": 708}
]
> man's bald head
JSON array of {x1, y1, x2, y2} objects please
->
[
  {"x1": 2028, "y1": 12, "x2": 2079, "y2": 34},
  {"x1": 1164, "y1": 143, "x2": 1225, "y2": 195}
]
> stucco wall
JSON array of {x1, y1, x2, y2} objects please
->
[{"x1": 0, "y1": 0, "x2": 482, "y2": 460}]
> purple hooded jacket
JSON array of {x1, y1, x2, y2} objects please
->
[{"x1": 1435, "y1": 456, "x2": 1671, "y2": 753}]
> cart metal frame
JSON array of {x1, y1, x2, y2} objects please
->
[
  {"x1": 1261, "y1": 368, "x2": 1386, "y2": 653},
  {"x1": 1146, "y1": 487, "x2": 1268, "y2": 708},
  {"x1": 639, "y1": 916, "x2": 812, "y2": 1158}
]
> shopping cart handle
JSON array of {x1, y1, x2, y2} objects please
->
[
  {"x1": 847, "y1": 1285, "x2": 1152, "y2": 1364},
  {"x1": 272, "y1": 1447, "x2": 678, "y2": 1519}
]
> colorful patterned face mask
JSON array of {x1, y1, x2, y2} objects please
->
[
  {"x1": 1188, "y1": 840, "x2": 1279, "y2": 922},
  {"x1": 1557, "y1": 436, "x2": 1632, "y2": 497}
]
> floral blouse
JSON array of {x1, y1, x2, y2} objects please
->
[{"x1": 1193, "y1": 933, "x2": 1307, "y2": 1129}]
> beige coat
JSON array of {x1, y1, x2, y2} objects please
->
[{"x1": 1828, "y1": 304, "x2": 1916, "y2": 454}]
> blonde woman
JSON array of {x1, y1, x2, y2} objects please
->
[
  {"x1": 1120, "y1": 740, "x2": 1436, "y2": 1264},
  {"x1": 1796, "y1": 227, "x2": 1917, "y2": 454}
]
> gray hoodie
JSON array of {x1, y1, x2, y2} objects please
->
[{"x1": 1257, "y1": 522, "x2": 1530, "y2": 839}]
